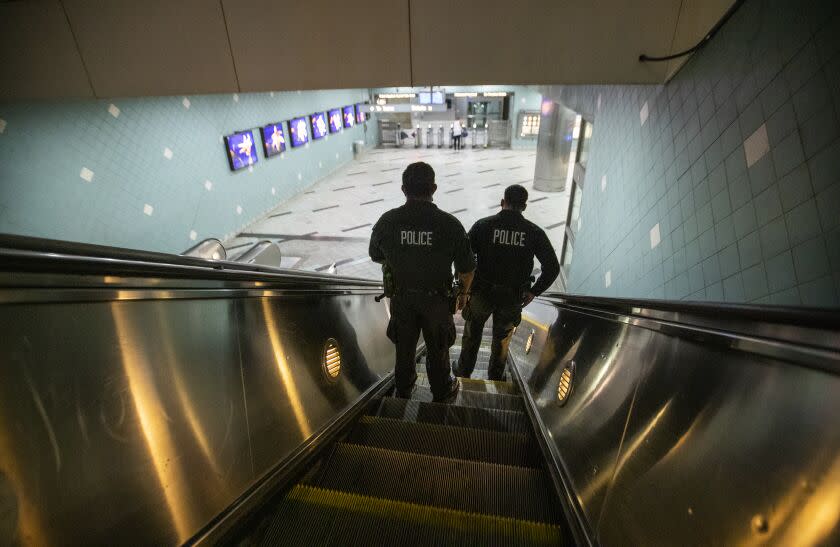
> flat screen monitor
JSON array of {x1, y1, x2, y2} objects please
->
[
  {"x1": 224, "y1": 130, "x2": 259, "y2": 171},
  {"x1": 342, "y1": 105, "x2": 355, "y2": 128},
  {"x1": 261, "y1": 122, "x2": 287, "y2": 157},
  {"x1": 328, "y1": 109, "x2": 342, "y2": 133},
  {"x1": 355, "y1": 103, "x2": 367, "y2": 124},
  {"x1": 418, "y1": 91, "x2": 444, "y2": 105},
  {"x1": 289, "y1": 116, "x2": 310, "y2": 148},
  {"x1": 310, "y1": 112, "x2": 328, "y2": 140}
]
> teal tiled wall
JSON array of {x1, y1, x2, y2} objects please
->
[
  {"x1": 0, "y1": 88, "x2": 372, "y2": 253},
  {"x1": 553, "y1": 0, "x2": 840, "y2": 307}
]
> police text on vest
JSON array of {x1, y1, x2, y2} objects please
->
[
  {"x1": 401, "y1": 230, "x2": 433, "y2": 245},
  {"x1": 492, "y1": 229, "x2": 526, "y2": 246}
]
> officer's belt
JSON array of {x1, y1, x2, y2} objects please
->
[
  {"x1": 474, "y1": 279, "x2": 523, "y2": 294},
  {"x1": 394, "y1": 287, "x2": 450, "y2": 297}
]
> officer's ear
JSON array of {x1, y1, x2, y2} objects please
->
[
  {"x1": 500, "y1": 199, "x2": 505, "y2": 209},
  {"x1": 521, "y1": 203, "x2": 527, "y2": 211},
  {"x1": 401, "y1": 185, "x2": 407, "y2": 197},
  {"x1": 430, "y1": 183, "x2": 437, "y2": 196}
]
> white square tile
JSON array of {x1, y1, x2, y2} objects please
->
[
  {"x1": 108, "y1": 104, "x2": 120, "y2": 118},
  {"x1": 744, "y1": 123, "x2": 769, "y2": 167},
  {"x1": 335, "y1": 152, "x2": 339, "y2": 159},
  {"x1": 297, "y1": 172, "x2": 302, "y2": 181},
  {"x1": 232, "y1": 93, "x2": 239, "y2": 102},
  {"x1": 270, "y1": 91, "x2": 275, "y2": 97},
  {"x1": 650, "y1": 223, "x2": 661, "y2": 249},
  {"x1": 79, "y1": 167, "x2": 94, "y2": 182},
  {"x1": 236, "y1": 205, "x2": 243, "y2": 215},
  {"x1": 204, "y1": 180, "x2": 213, "y2": 191},
  {"x1": 248, "y1": 165, "x2": 253, "y2": 173},
  {"x1": 597, "y1": 94, "x2": 602, "y2": 111},
  {"x1": 640, "y1": 101, "x2": 649, "y2": 126},
  {"x1": 143, "y1": 204, "x2": 154, "y2": 216},
  {"x1": 601, "y1": 174, "x2": 607, "y2": 192},
  {"x1": 605, "y1": 270, "x2": 612, "y2": 288},
  {"x1": 319, "y1": 161, "x2": 323, "y2": 168},
  {"x1": 182, "y1": 97, "x2": 191, "y2": 109},
  {"x1": 271, "y1": 187, "x2": 276, "y2": 195},
  {"x1": 163, "y1": 147, "x2": 173, "y2": 159},
  {"x1": 189, "y1": 230, "x2": 197, "y2": 241}
]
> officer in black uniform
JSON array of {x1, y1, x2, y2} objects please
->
[
  {"x1": 369, "y1": 162, "x2": 475, "y2": 402},
  {"x1": 454, "y1": 184, "x2": 559, "y2": 381}
]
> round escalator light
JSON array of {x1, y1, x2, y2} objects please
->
[
  {"x1": 525, "y1": 329, "x2": 535, "y2": 354},
  {"x1": 557, "y1": 361, "x2": 575, "y2": 406},
  {"x1": 322, "y1": 338, "x2": 341, "y2": 381}
]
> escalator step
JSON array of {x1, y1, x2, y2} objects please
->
[
  {"x1": 260, "y1": 485, "x2": 564, "y2": 546},
  {"x1": 308, "y1": 443, "x2": 562, "y2": 523},
  {"x1": 347, "y1": 416, "x2": 541, "y2": 467},
  {"x1": 410, "y1": 385, "x2": 525, "y2": 412},
  {"x1": 377, "y1": 397, "x2": 531, "y2": 434},
  {"x1": 415, "y1": 372, "x2": 519, "y2": 395}
]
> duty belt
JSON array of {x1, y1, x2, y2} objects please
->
[
  {"x1": 475, "y1": 279, "x2": 524, "y2": 294},
  {"x1": 394, "y1": 287, "x2": 450, "y2": 297}
]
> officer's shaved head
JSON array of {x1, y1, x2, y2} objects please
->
[
  {"x1": 402, "y1": 162, "x2": 436, "y2": 198},
  {"x1": 503, "y1": 184, "x2": 528, "y2": 211}
]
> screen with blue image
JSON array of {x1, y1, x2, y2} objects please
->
[
  {"x1": 310, "y1": 112, "x2": 328, "y2": 140},
  {"x1": 261, "y1": 122, "x2": 286, "y2": 157},
  {"x1": 342, "y1": 105, "x2": 355, "y2": 128},
  {"x1": 328, "y1": 109, "x2": 342, "y2": 133},
  {"x1": 289, "y1": 116, "x2": 310, "y2": 147},
  {"x1": 224, "y1": 130, "x2": 259, "y2": 171},
  {"x1": 355, "y1": 104, "x2": 367, "y2": 124}
]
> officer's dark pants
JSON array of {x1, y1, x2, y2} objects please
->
[
  {"x1": 388, "y1": 293, "x2": 456, "y2": 398},
  {"x1": 456, "y1": 289, "x2": 522, "y2": 380}
]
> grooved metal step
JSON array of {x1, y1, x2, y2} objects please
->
[
  {"x1": 346, "y1": 416, "x2": 540, "y2": 467},
  {"x1": 260, "y1": 485, "x2": 564, "y2": 546},
  {"x1": 409, "y1": 385, "x2": 526, "y2": 412},
  {"x1": 377, "y1": 397, "x2": 531, "y2": 434},
  {"x1": 415, "y1": 372, "x2": 519, "y2": 395},
  {"x1": 307, "y1": 443, "x2": 561, "y2": 523}
]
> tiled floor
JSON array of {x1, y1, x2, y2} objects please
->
[{"x1": 226, "y1": 147, "x2": 571, "y2": 285}]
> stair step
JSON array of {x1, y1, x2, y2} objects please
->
[
  {"x1": 307, "y1": 443, "x2": 561, "y2": 523},
  {"x1": 377, "y1": 397, "x2": 531, "y2": 434},
  {"x1": 409, "y1": 385, "x2": 525, "y2": 412},
  {"x1": 346, "y1": 416, "x2": 540, "y2": 467},
  {"x1": 415, "y1": 372, "x2": 519, "y2": 395},
  {"x1": 260, "y1": 485, "x2": 564, "y2": 546}
]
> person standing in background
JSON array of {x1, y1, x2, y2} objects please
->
[{"x1": 452, "y1": 119, "x2": 463, "y2": 151}]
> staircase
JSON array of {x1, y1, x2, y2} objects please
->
[{"x1": 242, "y1": 336, "x2": 566, "y2": 546}]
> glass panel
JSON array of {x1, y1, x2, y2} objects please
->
[
  {"x1": 562, "y1": 237, "x2": 573, "y2": 267},
  {"x1": 577, "y1": 121, "x2": 593, "y2": 167},
  {"x1": 568, "y1": 182, "x2": 582, "y2": 234}
]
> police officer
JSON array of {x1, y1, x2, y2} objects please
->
[
  {"x1": 454, "y1": 184, "x2": 559, "y2": 381},
  {"x1": 370, "y1": 162, "x2": 475, "y2": 402}
]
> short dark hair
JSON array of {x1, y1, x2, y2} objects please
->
[
  {"x1": 504, "y1": 184, "x2": 528, "y2": 209},
  {"x1": 402, "y1": 162, "x2": 435, "y2": 197}
]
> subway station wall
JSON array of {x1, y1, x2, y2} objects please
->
[
  {"x1": 552, "y1": 0, "x2": 840, "y2": 307},
  {"x1": 0, "y1": 88, "x2": 373, "y2": 254}
]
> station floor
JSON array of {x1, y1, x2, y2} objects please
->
[{"x1": 225, "y1": 147, "x2": 570, "y2": 287}]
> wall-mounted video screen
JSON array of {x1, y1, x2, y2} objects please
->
[
  {"x1": 261, "y1": 122, "x2": 286, "y2": 157},
  {"x1": 289, "y1": 116, "x2": 310, "y2": 148},
  {"x1": 310, "y1": 112, "x2": 328, "y2": 140},
  {"x1": 355, "y1": 103, "x2": 367, "y2": 124},
  {"x1": 328, "y1": 109, "x2": 342, "y2": 133},
  {"x1": 418, "y1": 91, "x2": 444, "y2": 105},
  {"x1": 342, "y1": 105, "x2": 355, "y2": 128},
  {"x1": 224, "y1": 130, "x2": 259, "y2": 171}
]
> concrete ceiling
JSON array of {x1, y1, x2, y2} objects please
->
[{"x1": 0, "y1": 0, "x2": 736, "y2": 100}]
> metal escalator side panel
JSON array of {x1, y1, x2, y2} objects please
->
[{"x1": 509, "y1": 297, "x2": 840, "y2": 547}]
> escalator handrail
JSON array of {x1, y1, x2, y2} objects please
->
[
  {"x1": 540, "y1": 291, "x2": 840, "y2": 330},
  {"x1": 0, "y1": 233, "x2": 380, "y2": 288}
]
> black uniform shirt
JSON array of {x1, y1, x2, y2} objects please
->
[
  {"x1": 369, "y1": 200, "x2": 475, "y2": 291},
  {"x1": 469, "y1": 209, "x2": 560, "y2": 295}
]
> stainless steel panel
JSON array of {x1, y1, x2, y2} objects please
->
[
  {"x1": 511, "y1": 299, "x2": 840, "y2": 546},
  {"x1": 0, "y1": 276, "x2": 392, "y2": 545}
]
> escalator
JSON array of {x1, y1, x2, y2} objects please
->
[
  {"x1": 237, "y1": 337, "x2": 567, "y2": 546},
  {"x1": 1, "y1": 235, "x2": 838, "y2": 546}
]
